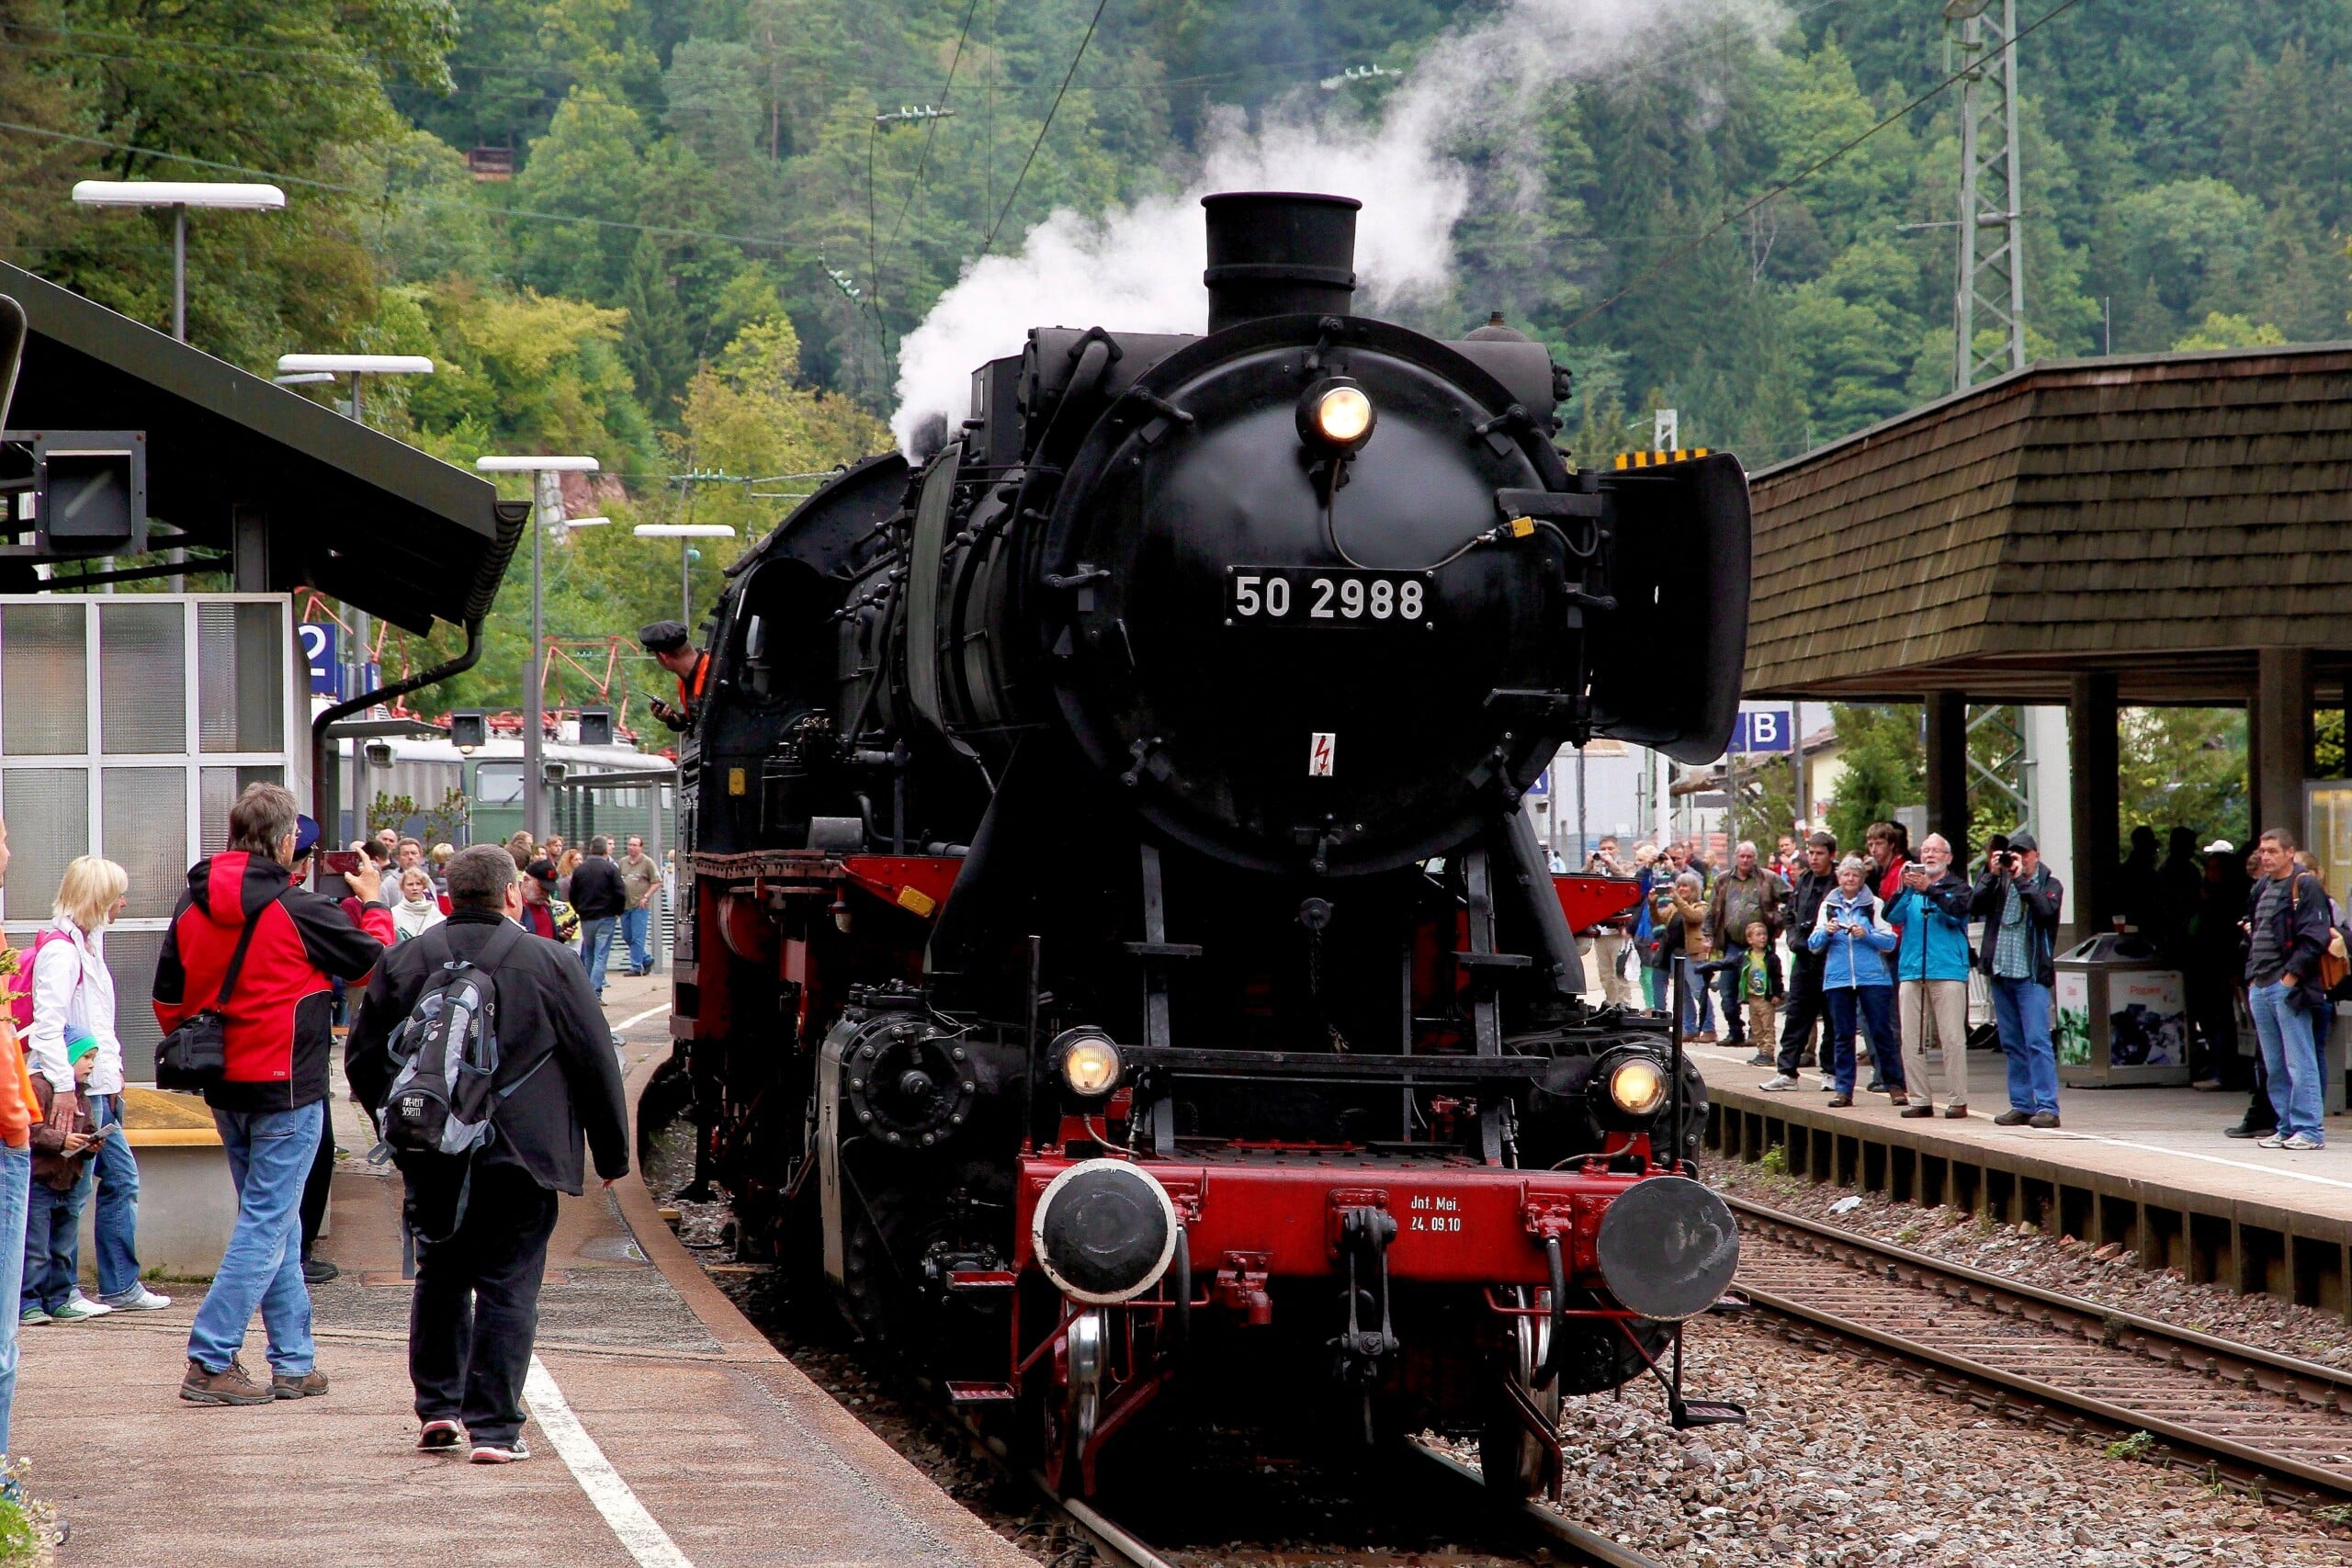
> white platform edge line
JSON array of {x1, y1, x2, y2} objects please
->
[
  {"x1": 612, "y1": 1001, "x2": 673, "y2": 1033},
  {"x1": 1695, "y1": 1042, "x2": 2352, "y2": 1193},
  {"x1": 526, "y1": 1354, "x2": 697, "y2": 1568},
  {"x1": 2038, "y1": 1132, "x2": 2352, "y2": 1191}
]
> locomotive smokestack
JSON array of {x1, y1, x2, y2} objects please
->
[{"x1": 1200, "y1": 191, "x2": 1361, "y2": 333}]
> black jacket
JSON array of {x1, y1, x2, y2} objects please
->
[
  {"x1": 1970, "y1": 865, "x2": 2065, "y2": 988},
  {"x1": 567, "y1": 855, "x2": 627, "y2": 920},
  {"x1": 2242, "y1": 871, "x2": 2335, "y2": 1011},
  {"x1": 345, "y1": 908, "x2": 629, "y2": 1194},
  {"x1": 1784, "y1": 868, "x2": 1838, "y2": 970}
]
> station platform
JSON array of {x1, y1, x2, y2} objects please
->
[
  {"x1": 1690, "y1": 1031, "x2": 2352, "y2": 1320},
  {"x1": 9, "y1": 972, "x2": 1032, "y2": 1567}
]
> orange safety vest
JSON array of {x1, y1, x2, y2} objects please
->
[{"x1": 677, "y1": 651, "x2": 709, "y2": 712}]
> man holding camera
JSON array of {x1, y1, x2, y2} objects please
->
[
  {"x1": 1705, "y1": 841, "x2": 1783, "y2": 1055},
  {"x1": 1581, "y1": 837, "x2": 1640, "y2": 1009},
  {"x1": 1971, "y1": 830, "x2": 2065, "y2": 1128},
  {"x1": 1889, "y1": 834, "x2": 1975, "y2": 1118},
  {"x1": 1760, "y1": 831, "x2": 1838, "y2": 1089}
]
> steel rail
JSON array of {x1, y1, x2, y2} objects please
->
[
  {"x1": 1725, "y1": 1192, "x2": 2352, "y2": 1504},
  {"x1": 1045, "y1": 1477, "x2": 1182, "y2": 1568},
  {"x1": 943, "y1": 1400, "x2": 1181, "y2": 1568},
  {"x1": 1724, "y1": 1193, "x2": 2352, "y2": 1395},
  {"x1": 1408, "y1": 1441, "x2": 1671, "y2": 1568}
]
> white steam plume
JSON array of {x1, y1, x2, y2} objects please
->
[{"x1": 891, "y1": 0, "x2": 1776, "y2": 452}]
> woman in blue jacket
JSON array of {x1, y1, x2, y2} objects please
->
[{"x1": 1808, "y1": 855, "x2": 1908, "y2": 1108}]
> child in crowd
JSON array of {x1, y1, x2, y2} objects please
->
[
  {"x1": 20, "y1": 1037, "x2": 100, "y2": 1325},
  {"x1": 1739, "y1": 919, "x2": 1784, "y2": 1059}
]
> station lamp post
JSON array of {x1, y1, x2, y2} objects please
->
[
  {"x1": 273, "y1": 353, "x2": 435, "y2": 427},
  {"x1": 633, "y1": 523, "x2": 737, "y2": 626},
  {"x1": 477, "y1": 454, "x2": 599, "y2": 840},
  {"x1": 69, "y1": 180, "x2": 286, "y2": 343}
]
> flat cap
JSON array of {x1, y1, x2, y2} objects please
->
[{"x1": 639, "y1": 620, "x2": 690, "y2": 654}]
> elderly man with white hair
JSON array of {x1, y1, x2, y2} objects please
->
[{"x1": 1885, "y1": 833, "x2": 1977, "y2": 1118}]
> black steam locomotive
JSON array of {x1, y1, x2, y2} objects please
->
[{"x1": 657, "y1": 192, "x2": 1752, "y2": 1496}]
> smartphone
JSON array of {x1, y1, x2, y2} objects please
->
[{"x1": 320, "y1": 850, "x2": 362, "y2": 876}]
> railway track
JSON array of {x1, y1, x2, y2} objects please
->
[
  {"x1": 1021, "y1": 1427, "x2": 1669, "y2": 1568},
  {"x1": 1727, "y1": 1192, "x2": 2352, "y2": 1506}
]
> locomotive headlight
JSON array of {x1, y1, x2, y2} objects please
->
[
  {"x1": 1297, "y1": 378, "x2": 1375, "y2": 450},
  {"x1": 1607, "y1": 1055, "x2": 1668, "y2": 1118},
  {"x1": 1056, "y1": 1029, "x2": 1123, "y2": 1098}
]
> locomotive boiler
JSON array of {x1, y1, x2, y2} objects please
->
[{"x1": 655, "y1": 191, "x2": 1753, "y2": 1497}]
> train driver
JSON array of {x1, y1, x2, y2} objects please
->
[{"x1": 639, "y1": 620, "x2": 709, "y2": 733}]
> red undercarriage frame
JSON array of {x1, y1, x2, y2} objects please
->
[{"x1": 960, "y1": 1135, "x2": 1666, "y2": 1491}]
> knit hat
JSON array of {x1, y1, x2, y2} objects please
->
[{"x1": 64, "y1": 1029, "x2": 97, "y2": 1066}]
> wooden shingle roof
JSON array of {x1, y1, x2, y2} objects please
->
[{"x1": 1744, "y1": 343, "x2": 2352, "y2": 703}]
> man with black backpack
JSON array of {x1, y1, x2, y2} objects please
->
[{"x1": 345, "y1": 844, "x2": 629, "y2": 1463}]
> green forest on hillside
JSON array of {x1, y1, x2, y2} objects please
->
[{"x1": 2, "y1": 0, "x2": 2347, "y2": 718}]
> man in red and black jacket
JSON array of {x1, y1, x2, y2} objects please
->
[{"x1": 153, "y1": 783, "x2": 393, "y2": 1407}]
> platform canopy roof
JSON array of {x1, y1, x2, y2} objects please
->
[
  {"x1": 1743, "y1": 341, "x2": 2352, "y2": 705},
  {"x1": 0, "y1": 261, "x2": 524, "y2": 635}
]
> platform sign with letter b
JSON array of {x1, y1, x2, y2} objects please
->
[
  {"x1": 299, "y1": 623, "x2": 338, "y2": 696},
  {"x1": 1731, "y1": 709, "x2": 1793, "y2": 755}
]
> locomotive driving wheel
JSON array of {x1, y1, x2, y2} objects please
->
[
  {"x1": 1036, "y1": 1308, "x2": 1106, "y2": 1494},
  {"x1": 1479, "y1": 1286, "x2": 1562, "y2": 1500}
]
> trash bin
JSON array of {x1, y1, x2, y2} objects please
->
[{"x1": 2054, "y1": 932, "x2": 2191, "y2": 1088}]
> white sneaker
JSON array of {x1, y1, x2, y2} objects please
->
[
  {"x1": 101, "y1": 1285, "x2": 173, "y2": 1311},
  {"x1": 63, "y1": 1291, "x2": 113, "y2": 1318},
  {"x1": 2283, "y1": 1134, "x2": 2324, "y2": 1151},
  {"x1": 1758, "y1": 1075, "x2": 1800, "y2": 1091},
  {"x1": 2257, "y1": 1133, "x2": 2290, "y2": 1149}
]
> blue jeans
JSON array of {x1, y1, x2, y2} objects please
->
[
  {"x1": 622, "y1": 906, "x2": 651, "y2": 973},
  {"x1": 1989, "y1": 976, "x2": 2061, "y2": 1116},
  {"x1": 187, "y1": 1101, "x2": 322, "y2": 1377},
  {"x1": 1715, "y1": 945, "x2": 1748, "y2": 1043},
  {"x1": 1824, "y1": 984, "x2": 1904, "y2": 1097},
  {"x1": 580, "y1": 916, "x2": 616, "y2": 997},
  {"x1": 1675, "y1": 956, "x2": 1715, "y2": 1034},
  {"x1": 88, "y1": 1093, "x2": 143, "y2": 1301},
  {"x1": 0, "y1": 1145, "x2": 28, "y2": 1452},
  {"x1": 2248, "y1": 980, "x2": 2326, "y2": 1143},
  {"x1": 21, "y1": 1161, "x2": 89, "y2": 1314}
]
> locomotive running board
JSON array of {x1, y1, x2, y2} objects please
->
[{"x1": 1118, "y1": 1045, "x2": 1550, "y2": 1084}]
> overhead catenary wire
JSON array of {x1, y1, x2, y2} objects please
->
[
  {"x1": 1564, "y1": 0, "x2": 2093, "y2": 333},
  {"x1": 978, "y1": 0, "x2": 1112, "y2": 260},
  {"x1": 887, "y1": 0, "x2": 982, "y2": 259}
]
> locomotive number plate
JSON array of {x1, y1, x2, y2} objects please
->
[{"x1": 1225, "y1": 567, "x2": 1433, "y2": 628}]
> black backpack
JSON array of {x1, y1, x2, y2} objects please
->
[{"x1": 370, "y1": 922, "x2": 537, "y2": 1237}]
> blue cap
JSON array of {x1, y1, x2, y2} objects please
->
[{"x1": 293, "y1": 814, "x2": 322, "y2": 858}]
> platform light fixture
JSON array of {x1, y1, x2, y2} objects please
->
[
  {"x1": 478, "y1": 454, "x2": 600, "y2": 838},
  {"x1": 71, "y1": 180, "x2": 286, "y2": 343},
  {"x1": 635, "y1": 523, "x2": 738, "y2": 626},
  {"x1": 274, "y1": 353, "x2": 435, "y2": 427}
]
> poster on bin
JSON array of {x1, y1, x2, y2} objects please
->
[
  {"x1": 2053, "y1": 972, "x2": 2091, "y2": 1066},
  {"x1": 2108, "y1": 969, "x2": 2186, "y2": 1066}
]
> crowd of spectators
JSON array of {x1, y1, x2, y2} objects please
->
[{"x1": 1594, "y1": 809, "x2": 2337, "y2": 1152}]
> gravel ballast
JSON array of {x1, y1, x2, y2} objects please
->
[{"x1": 1520, "y1": 1312, "x2": 2352, "y2": 1567}]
